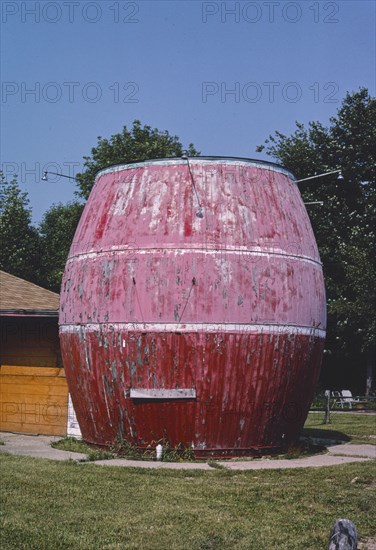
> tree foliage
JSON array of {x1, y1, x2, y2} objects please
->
[
  {"x1": 0, "y1": 173, "x2": 41, "y2": 283},
  {"x1": 38, "y1": 202, "x2": 84, "y2": 292},
  {"x1": 76, "y1": 120, "x2": 200, "y2": 199},
  {"x1": 257, "y1": 88, "x2": 375, "y2": 389}
]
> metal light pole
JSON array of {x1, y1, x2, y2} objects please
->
[
  {"x1": 41, "y1": 171, "x2": 77, "y2": 182},
  {"x1": 296, "y1": 169, "x2": 344, "y2": 184}
]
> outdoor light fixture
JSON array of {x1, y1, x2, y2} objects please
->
[
  {"x1": 42, "y1": 170, "x2": 77, "y2": 182},
  {"x1": 295, "y1": 169, "x2": 344, "y2": 184},
  {"x1": 337, "y1": 171, "x2": 344, "y2": 181},
  {"x1": 196, "y1": 206, "x2": 204, "y2": 219}
]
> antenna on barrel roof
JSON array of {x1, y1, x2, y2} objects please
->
[{"x1": 182, "y1": 152, "x2": 204, "y2": 218}]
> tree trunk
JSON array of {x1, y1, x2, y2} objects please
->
[
  {"x1": 365, "y1": 346, "x2": 375, "y2": 396},
  {"x1": 324, "y1": 390, "x2": 331, "y2": 424}
]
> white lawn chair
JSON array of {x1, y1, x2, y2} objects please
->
[{"x1": 340, "y1": 390, "x2": 359, "y2": 409}]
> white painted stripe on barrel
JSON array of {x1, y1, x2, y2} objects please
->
[
  {"x1": 67, "y1": 245, "x2": 322, "y2": 267},
  {"x1": 60, "y1": 323, "x2": 326, "y2": 339}
]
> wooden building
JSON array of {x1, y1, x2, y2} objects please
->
[{"x1": 0, "y1": 271, "x2": 69, "y2": 436}]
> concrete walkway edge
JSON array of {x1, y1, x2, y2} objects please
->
[{"x1": 1, "y1": 432, "x2": 375, "y2": 470}]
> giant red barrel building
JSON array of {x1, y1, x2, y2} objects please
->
[{"x1": 59, "y1": 157, "x2": 326, "y2": 455}]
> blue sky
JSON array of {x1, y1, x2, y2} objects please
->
[{"x1": 1, "y1": 0, "x2": 375, "y2": 222}]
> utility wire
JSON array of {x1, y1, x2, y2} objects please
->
[
  {"x1": 183, "y1": 154, "x2": 204, "y2": 218},
  {"x1": 178, "y1": 277, "x2": 197, "y2": 324},
  {"x1": 132, "y1": 277, "x2": 145, "y2": 326}
]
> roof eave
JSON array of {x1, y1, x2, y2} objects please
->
[{"x1": 0, "y1": 310, "x2": 59, "y2": 317}]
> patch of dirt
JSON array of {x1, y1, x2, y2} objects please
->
[{"x1": 359, "y1": 538, "x2": 376, "y2": 549}]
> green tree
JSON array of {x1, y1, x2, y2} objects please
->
[
  {"x1": 38, "y1": 202, "x2": 84, "y2": 292},
  {"x1": 0, "y1": 172, "x2": 41, "y2": 283},
  {"x1": 76, "y1": 120, "x2": 200, "y2": 199},
  {"x1": 257, "y1": 88, "x2": 376, "y2": 393}
]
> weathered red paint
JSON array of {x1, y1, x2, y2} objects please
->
[{"x1": 59, "y1": 157, "x2": 326, "y2": 454}]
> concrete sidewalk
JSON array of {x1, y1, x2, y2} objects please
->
[
  {"x1": 0, "y1": 432, "x2": 87, "y2": 461},
  {"x1": 1, "y1": 432, "x2": 375, "y2": 470}
]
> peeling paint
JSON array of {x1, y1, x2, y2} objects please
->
[{"x1": 59, "y1": 157, "x2": 326, "y2": 454}]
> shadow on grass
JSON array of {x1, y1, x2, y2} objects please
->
[{"x1": 301, "y1": 427, "x2": 351, "y2": 446}]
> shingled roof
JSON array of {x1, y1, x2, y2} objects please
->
[{"x1": 0, "y1": 271, "x2": 59, "y2": 315}]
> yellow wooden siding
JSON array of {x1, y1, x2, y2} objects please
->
[{"x1": 0, "y1": 365, "x2": 68, "y2": 436}]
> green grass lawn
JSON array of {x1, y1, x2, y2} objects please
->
[
  {"x1": 0, "y1": 453, "x2": 375, "y2": 550},
  {"x1": 304, "y1": 412, "x2": 376, "y2": 445},
  {"x1": 1, "y1": 414, "x2": 375, "y2": 549}
]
